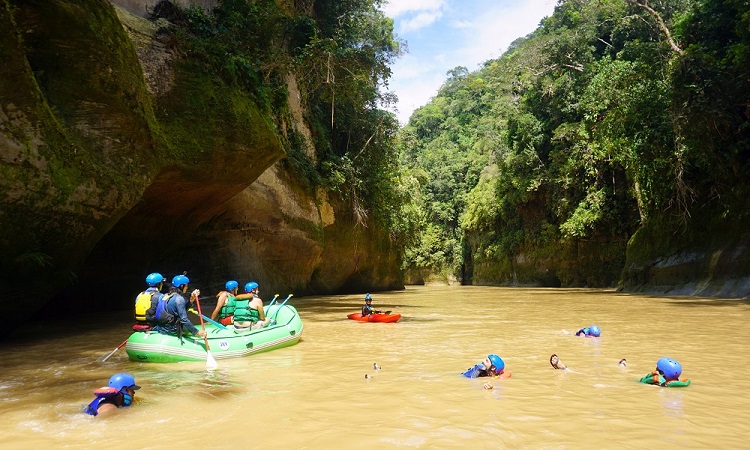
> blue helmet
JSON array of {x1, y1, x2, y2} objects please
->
[
  {"x1": 488, "y1": 354, "x2": 505, "y2": 371},
  {"x1": 108, "y1": 373, "x2": 140, "y2": 391},
  {"x1": 245, "y1": 282, "x2": 259, "y2": 293},
  {"x1": 365, "y1": 293, "x2": 372, "y2": 301},
  {"x1": 225, "y1": 280, "x2": 239, "y2": 291},
  {"x1": 145, "y1": 272, "x2": 164, "y2": 287},
  {"x1": 588, "y1": 325, "x2": 601, "y2": 337},
  {"x1": 172, "y1": 274, "x2": 190, "y2": 287},
  {"x1": 657, "y1": 357, "x2": 682, "y2": 380}
]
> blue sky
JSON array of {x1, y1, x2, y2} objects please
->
[{"x1": 381, "y1": 0, "x2": 558, "y2": 124}]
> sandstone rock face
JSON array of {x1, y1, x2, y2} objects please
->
[
  {"x1": 620, "y1": 223, "x2": 750, "y2": 298},
  {"x1": 1, "y1": 1, "x2": 403, "y2": 329},
  {"x1": 621, "y1": 245, "x2": 750, "y2": 297},
  {"x1": 185, "y1": 166, "x2": 403, "y2": 297}
]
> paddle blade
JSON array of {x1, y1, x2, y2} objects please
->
[{"x1": 206, "y1": 351, "x2": 218, "y2": 369}]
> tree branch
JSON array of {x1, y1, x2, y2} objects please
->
[{"x1": 625, "y1": 0, "x2": 684, "y2": 55}]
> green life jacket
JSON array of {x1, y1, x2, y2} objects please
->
[
  {"x1": 233, "y1": 298, "x2": 260, "y2": 323},
  {"x1": 639, "y1": 372, "x2": 667, "y2": 386},
  {"x1": 216, "y1": 292, "x2": 235, "y2": 319}
]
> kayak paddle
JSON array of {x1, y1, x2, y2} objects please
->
[{"x1": 97, "y1": 338, "x2": 128, "y2": 362}]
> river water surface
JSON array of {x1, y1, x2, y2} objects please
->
[{"x1": 1, "y1": 286, "x2": 749, "y2": 448}]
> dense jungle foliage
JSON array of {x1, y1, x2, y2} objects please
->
[
  {"x1": 398, "y1": 0, "x2": 750, "y2": 286},
  {"x1": 156, "y1": 0, "x2": 409, "y2": 239}
]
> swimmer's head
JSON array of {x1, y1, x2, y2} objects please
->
[
  {"x1": 487, "y1": 354, "x2": 505, "y2": 373},
  {"x1": 656, "y1": 357, "x2": 682, "y2": 381},
  {"x1": 588, "y1": 325, "x2": 601, "y2": 337}
]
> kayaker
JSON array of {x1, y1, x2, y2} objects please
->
[
  {"x1": 576, "y1": 324, "x2": 601, "y2": 337},
  {"x1": 85, "y1": 373, "x2": 140, "y2": 416},
  {"x1": 233, "y1": 281, "x2": 270, "y2": 331},
  {"x1": 639, "y1": 357, "x2": 685, "y2": 386},
  {"x1": 153, "y1": 274, "x2": 206, "y2": 338},
  {"x1": 133, "y1": 272, "x2": 164, "y2": 330},
  {"x1": 361, "y1": 293, "x2": 382, "y2": 317},
  {"x1": 462, "y1": 354, "x2": 509, "y2": 378}
]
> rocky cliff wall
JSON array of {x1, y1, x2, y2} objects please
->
[
  {"x1": 1, "y1": 0, "x2": 403, "y2": 331},
  {"x1": 1, "y1": 0, "x2": 170, "y2": 321},
  {"x1": 620, "y1": 216, "x2": 750, "y2": 298}
]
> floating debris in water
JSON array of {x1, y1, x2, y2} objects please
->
[
  {"x1": 618, "y1": 359, "x2": 627, "y2": 367},
  {"x1": 373, "y1": 363, "x2": 381, "y2": 370}
]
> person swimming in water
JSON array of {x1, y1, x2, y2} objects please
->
[
  {"x1": 575, "y1": 324, "x2": 601, "y2": 337},
  {"x1": 85, "y1": 373, "x2": 140, "y2": 416},
  {"x1": 550, "y1": 354, "x2": 567, "y2": 370},
  {"x1": 639, "y1": 357, "x2": 686, "y2": 386},
  {"x1": 462, "y1": 354, "x2": 509, "y2": 378}
]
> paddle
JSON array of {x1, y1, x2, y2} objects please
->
[
  {"x1": 188, "y1": 308, "x2": 228, "y2": 330},
  {"x1": 97, "y1": 338, "x2": 128, "y2": 362},
  {"x1": 266, "y1": 294, "x2": 280, "y2": 308},
  {"x1": 194, "y1": 293, "x2": 218, "y2": 369},
  {"x1": 269, "y1": 294, "x2": 293, "y2": 325}
]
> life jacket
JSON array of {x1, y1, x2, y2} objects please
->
[
  {"x1": 462, "y1": 364, "x2": 505, "y2": 379},
  {"x1": 233, "y1": 298, "x2": 260, "y2": 323},
  {"x1": 135, "y1": 289, "x2": 158, "y2": 323},
  {"x1": 639, "y1": 371, "x2": 668, "y2": 386},
  {"x1": 362, "y1": 304, "x2": 373, "y2": 316},
  {"x1": 146, "y1": 293, "x2": 177, "y2": 325},
  {"x1": 217, "y1": 291, "x2": 235, "y2": 319},
  {"x1": 463, "y1": 364, "x2": 491, "y2": 378},
  {"x1": 84, "y1": 387, "x2": 120, "y2": 416}
]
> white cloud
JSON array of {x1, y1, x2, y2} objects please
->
[
  {"x1": 401, "y1": 11, "x2": 444, "y2": 33},
  {"x1": 382, "y1": 0, "x2": 446, "y2": 18},
  {"x1": 450, "y1": 20, "x2": 473, "y2": 29},
  {"x1": 387, "y1": 71, "x2": 446, "y2": 123},
  {"x1": 386, "y1": 0, "x2": 557, "y2": 124},
  {"x1": 459, "y1": 0, "x2": 556, "y2": 63}
]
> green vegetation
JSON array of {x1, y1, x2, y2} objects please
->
[
  {"x1": 164, "y1": 0, "x2": 405, "y2": 236},
  {"x1": 398, "y1": 0, "x2": 750, "y2": 286}
]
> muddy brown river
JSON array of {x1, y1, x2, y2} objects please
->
[{"x1": 1, "y1": 286, "x2": 748, "y2": 448}]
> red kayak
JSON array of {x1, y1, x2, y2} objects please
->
[{"x1": 347, "y1": 313, "x2": 401, "y2": 323}]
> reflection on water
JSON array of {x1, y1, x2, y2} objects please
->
[
  {"x1": 659, "y1": 389, "x2": 684, "y2": 419},
  {"x1": 1, "y1": 286, "x2": 749, "y2": 448}
]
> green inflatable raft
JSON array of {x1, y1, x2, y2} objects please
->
[{"x1": 125, "y1": 304, "x2": 303, "y2": 363}]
